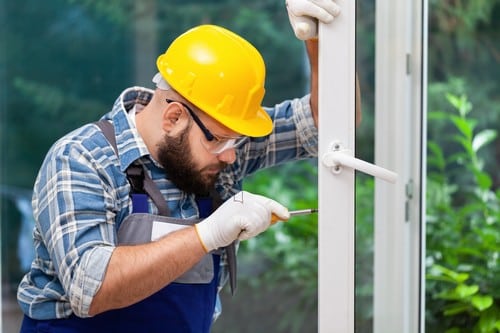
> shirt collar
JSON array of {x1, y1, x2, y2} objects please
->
[{"x1": 104, "y1": 87, "x2": 154, "y2": 172}]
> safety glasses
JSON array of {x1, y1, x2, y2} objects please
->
[{"x1": 166, "y1": 99, "x2": 247, "y2": 154}]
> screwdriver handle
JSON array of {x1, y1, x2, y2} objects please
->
[{"x1": 271, "y1": 213, "x2": 287, "y2": 224}]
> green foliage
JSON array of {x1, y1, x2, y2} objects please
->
[
  {"x1": 239, "y1": 162, "x2": 375, "y2": 332},
  {"x1": 242, "y1": 161, "x2": 319, "y2": 284},
  {"x1": 234, "y1": 91, "x2": 500, "y2": 333},
  {"x1": 427, "y1": 77, "x2": 500, "y2": 189},
  {"x1": 238, "y1": 161, "x2": 318, "y2": 333},
  {"x1": 430, "y1": 0, "x2": 500, "y2": 34},
  {"x1": 427, "y1": 264, "x2": 500, "y2": 333},
  {"x1": 2, "y1": 0, "x2": 132, "y2": 187},
  {"x1": 66, "y1": 0, "x2": 133, "y2": 25},
  {"x1": 426, "y1": 93, "x2": 500, "y2": 332},
  {"x1": 428, "y1": 0, "x2": 500, "y2": 83},
  {"x1": 1, "y1": 0, "x2": 306, "y2": 189},
  {"x1": 427, "y1": 0, "x2": 500, "y2": 194}
]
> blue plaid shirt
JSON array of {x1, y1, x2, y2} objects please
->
[{"x1": 17, "y1": 87, "x2": 318, "y2": 320}]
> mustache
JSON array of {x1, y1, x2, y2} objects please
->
[{"x1": 200, "y1": 162, "x2": 229, "y2": 173}]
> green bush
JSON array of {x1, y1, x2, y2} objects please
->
[
  {"x1": 426, "y1": 93, "x2": 500, "y2": 332},
  {"x1": 235, "y1": 91, "x2": 499, "y2": 333},
  {"x1": 238, "y1": 162, "x2": 375, "y2": 332}
]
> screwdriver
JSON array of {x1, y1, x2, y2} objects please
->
[{"x1": 271, "y1": 208, "x2": 318, "y2": 224}]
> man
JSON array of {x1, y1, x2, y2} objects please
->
[{"x1": 17, "y1": 1, "x2": 341, "y2": 332}]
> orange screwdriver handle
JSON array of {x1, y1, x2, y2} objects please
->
[{"x1": 271, "y1": 213, "x2": 288, "y2": 224}]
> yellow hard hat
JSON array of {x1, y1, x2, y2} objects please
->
[{"x1": 156, "y1": 24, "x2": 272, "y2": 137}]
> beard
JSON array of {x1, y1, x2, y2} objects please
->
[{"x1": 157, "y1": 128, "x2": 227, "y2": 196}]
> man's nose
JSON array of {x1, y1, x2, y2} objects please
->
[{"x1": 216, "y1": 148, "x2": 236, "y2": 164}]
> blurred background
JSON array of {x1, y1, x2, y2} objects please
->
[{"x1": 1, "y1": 0, "x2": 499, "y2": 332}]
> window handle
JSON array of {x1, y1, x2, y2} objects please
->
[{"x1": 322, "y1": 142, "x2": 398, "y2": 183}]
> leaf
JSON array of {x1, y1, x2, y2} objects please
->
[
  {"x1": 471, "y1": 295, "x2": 493, "y2": 311},
  {"x1": 455, "y1": 284, "x2": 479, "y2": 298},
  {"x1": 438, "y1": 284, "x2": 480, "y2": 301},
  {"x1": 450, "y1": 115, "x2": 474, "y2": 139},
  {"x1": 426, "y1": 274, "x2": 461, "y2": 284},
  {"x1": 475, "y1": 171, "x2": 493, "y2": 190},
  {"x1": 446, "y1": 93, "x2": 463, "y2": 110},
  {"x1": 477, "y1": 307, "x2": 500, "y2": 333},
  {"x1": 427, "y1": 142, "x2": 447, "y2": 170},
  {"x1": 455, "y1": 246, "x2": 485, "y2": 259},
  {"x1": 472, "y1": 129, "x2": 497, "y2": 153},
  {"x1": 451, "y1": 135, "x2": 474, "y2": 155},
  {"x1": 428, "y1": 264, "x2": 470, "y2": 283},
  {"x1": 443, "y1": 302, "x2": 470, "y2": 316},
  {"x1": 428, "y1": 110, "x2": 451, "y2": 121},
  {"x1": 446, "y1": 93, "x2": 472, "y2": 117}
]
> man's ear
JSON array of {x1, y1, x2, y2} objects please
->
[{"x1": 161, "y1": 103, "x2": 187, "y2": 133}]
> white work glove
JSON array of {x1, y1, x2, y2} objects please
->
[
  {"x1": 195, "y1": 191, "x2": 290, "y2": 252},
  {"x1": 286, "y1": 0, "x2": 341, "y2": 40}
]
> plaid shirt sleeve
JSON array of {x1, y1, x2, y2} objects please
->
[
  {"x1": 216, "y1": 95, "x2": 318, "y2": 199},
  {"x1": 23, "y1": 125, "x2": 125, "y2": 318}
]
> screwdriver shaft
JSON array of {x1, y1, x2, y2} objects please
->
[{"x1": 271, "y1": 208, "x2": 318, "y2": 223}]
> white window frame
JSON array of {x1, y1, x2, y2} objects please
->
[
  {"x1": 373, "y1": 0, "x2": 427, "y2": 332},
  {"x1": 318, "y1": 0, "x2": 427, "y2": 332},
  {"x1": 318, "y1": 0, "x2": 357, "y2": 331}
]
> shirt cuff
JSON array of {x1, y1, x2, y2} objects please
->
[
  {"x1": 293, "y1": 95, "x2": 318, "y2": 156},
  {"x1": 70, "y1": 245, "x2": 114, "y2": 317}
]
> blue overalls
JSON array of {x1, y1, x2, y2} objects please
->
[{"x1": 20, "y1": 121, "x2": 236, "y2": 333}]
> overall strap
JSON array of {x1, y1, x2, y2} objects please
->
[{"x1": 94, "y1": 120, "x2": 170, "y2": 215}]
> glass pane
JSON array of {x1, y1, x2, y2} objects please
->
[
  {"x1": 425, "y1": 1, "x2": 500, "y2": 332},
  {"x1": 355, "y1": 0, "x2": 376, "y2": 332},
  {"x1": 2, "y1": 1, "x2": 133, "y2": 329},
  {"x1": 2, "y1": 0, "x2": 384, "y2": 331},
  {"x1": 1, "y1": 1, "x2": 317, "y2": 332}
]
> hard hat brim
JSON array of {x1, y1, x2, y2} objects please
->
[{"x1": 210, "y1": 107, "x2": 273, "y2": 137}]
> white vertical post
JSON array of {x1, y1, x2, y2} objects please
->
[
  {"x1": 318, "y1": 0, "x2": 356, "y2": 332},
  {"x1": 374, "y1": 0, "x2": 427, "y2": 332}
]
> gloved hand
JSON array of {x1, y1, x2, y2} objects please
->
[
  {"x1": 286, "y1": 0, "x2": 341, "y2": 40},
  {"x1": 195, "y1": 191, "x2": 290, "y2": 252}
]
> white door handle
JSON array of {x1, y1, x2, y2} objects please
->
[{"x1": 322, "y1": 142, "x2": 398, "y2": 183}]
